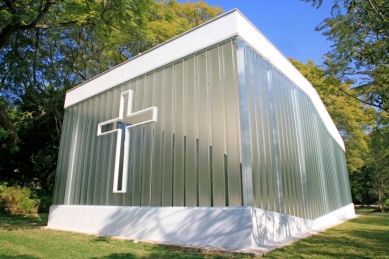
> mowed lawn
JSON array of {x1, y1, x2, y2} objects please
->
[
  {"x1": 0, "y1": 210, "x2": 387, "y2": 259},
  {"x1": 266, "y1": 211, "x2": 389, "y2": 259}
]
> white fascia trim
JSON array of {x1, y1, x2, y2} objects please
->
[{"x1": 235, "y1": 14, "x2": 345, "y2": 150}]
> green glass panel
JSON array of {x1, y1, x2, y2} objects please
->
[{"x1": 173, "y1": 61, "x2": 185, "y2": 207}]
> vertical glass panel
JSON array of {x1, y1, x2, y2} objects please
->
[
  {"x1": 74, "y1": 99, "x2": 93, "y2": 205},
  {"x1": 184, "y1": 56, "x2": 198, "y2": 206},
  {"x1": 136, "y1": 77, "x2": 147, "y2": 206},
  {"x1": 257, "y1": 56, "x2": 270, "y2": 211},
  {"x1": 275, "y1": 69, "x2": 285, "y2": 213},
  {"x1": 266, "y1": 64, "x2": 278, "y2": 212},
  {"x1": 79, "y1": 97, "x2": 96, "y2": 205},
  {"x1": 330, "y1": 138, "x2": 342, "y2": 209},
  {"x1": 71, "y1": 101, "x2": 86, "y2": 205},
  {"x1": 290, "y1": 83, "x2": 307, "y2": 218},
  {"x1": 53, "y1": 109, "x2": 73, "y2": 205},
  {"x1": 277, "y1": 75, "x2": 292, "y2": 216},
  {"x1": 107, "y1": 86, "x2": 123, "y2": 206},
  {"x1": 251, "y1": 52, "x2": 263, "y2": 209},
  {"x1": 209, "y1": 46, "x2": 226, "y2": 206},
  {"x1": 94, "y1": 92, "x2": 107, "y2": 206},
  {"x1": 287, "y1": 81, "x2": 301, "y2": 217},
  {"x1": 245, "y1": 45, "x2": 259, "y2": 208},
  {"x1": 304, "y1": 98, "x2": 317, "y2": 218},
  {"x1": 150, "y1": 70, "x2": 164, "y2": 206},
  {"x1": 131, "y1": 79, "x2": 142, "y2": 206},
  {"x1": 137, "y1": 77, "x2": 147, "y2": 205},
  {"x1": 287, "y1": 80, "x2": 300, "y2": 217},
  {"x1": 64, "y1": 104, "x2": 82, "y2": 205},
  {"x1": 173, "y1": 61, "x2": 185, "y2": 206},
  {"x1": 141, "y1": 73, "x2": 155, "y2": 206},
  {"x1": 237, "y1": 38, "x2": 253, "y2": 207},
  {"x1": 270, "y1": 66, "x2": 284, "y2": 213},
  {"x1": 91, "y1": 93, "x2": 106, "y2": 205},
  {"x1": 222, "y1": 39, "x2": 242, "y2": 206},
  {"x1": 100, "y1": 89, "x2": 116, "y2": 205},
  {"x1": 162, "y1": 66, "x2": 174, "y2": 206},
  {"x1": 197, "y1": 51, "x2": 211, "y2": 206},
  {"x1": 311, "y1": 105, "x2": 326, "y2": 216}
]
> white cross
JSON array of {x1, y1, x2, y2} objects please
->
[{"x1": 97, "y1": 90, "x2": 158, "y2": 193}]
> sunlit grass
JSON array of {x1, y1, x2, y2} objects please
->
[
  {"x1": 0, "y1": 211, "x2": 388, "y2": 258},
  {"x1": 354, "y1": 206, "x2": 376, "y2": 214},
  {"x1": 265, "y1": 212, "x2": 389, "y2": 259}
]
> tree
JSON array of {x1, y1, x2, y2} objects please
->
[
  {"x1": 290, "y1": 59, "x2": 374, "y2": 173},
  {"x1": 149, "y1": 0, "x2": 223, "y2": 42},
  {"x1": 0, "y1": 0, "x2": 223, "y2": 195},
  {"x1": 368, "y1": 126, "x2": 389, "y2": 211},
  {"x1": 0, "y1": 0, "x2": 154, "y2": 149},
  {"x1": 349, "y1": 165, "x2": 376, "y2": 204},
  {"x1": 301, "y1": 0, "x2": 389, "y2": 113},
  {"x1": 0, "y1": 0, "x2": 223, "y2": 150}
]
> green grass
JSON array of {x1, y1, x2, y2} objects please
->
[
  {"x1": 0, "y1": 213, "x2": 255, "y2": 258},
  {"x1": 354, "y1": 206, "x2": 376, "y2": 214},
  {"x1": 265, "y1": 213, "x2": 389, "y2": 259},
  {"x1": 0, "y1": 212, "x2": 388, "y2": 258}
]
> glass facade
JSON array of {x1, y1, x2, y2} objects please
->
[
  {"x1": 236, "y1": 38, "x2": 352, "y2": 219},
  {"x1": 53, "y1": 37, "x2": 352, "y2": 220}
]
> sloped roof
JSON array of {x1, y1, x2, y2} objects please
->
[{"x1": 64, "y1": 9, "x2": 345, "y2": 150}]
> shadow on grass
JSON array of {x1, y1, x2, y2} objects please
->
[
  {"x1": 90, "y1": 243, "x2": 249, "y2": 259},
  {"x1": 0, "y1": 213, "x2": 48, "y2": 231},
  {"x1": 91, "y1": 236, "x2": 111, "y2": 242},
  {"x1": 0, "y1": 255, "x2": 39, "y2": 259},
  {"x1": 348, "y1": 229, "x2": 389, "y2": 244},
  {"x1": 92, "y1": 253, "x2": 137, "y2": 259},
  {"x1": 94, "y1": 252, "x2": 240, "y2": 259}
]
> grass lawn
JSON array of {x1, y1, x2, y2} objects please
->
[
  {"x1": 265, "y1": 211, "x2": 389, "y2": 259},
  {"x1": 0, "y1": 210, "x2": 388, "y2": 258},
  {"x1": 0, "y1": 213, "x2": 255, "y2": 258}
]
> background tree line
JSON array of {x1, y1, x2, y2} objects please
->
[
  {"x1": 0, "y1": 0, "x2": 387, "y2": 213},
  {"x1": 300, "y1": 0, "x2": 389, "y2": 210},
  {"x1": 0, "y1": 0, "x2": 223, "y2": 212}
]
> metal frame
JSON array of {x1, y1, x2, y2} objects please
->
[{"x1": 96, "y1": 90, "x2": 158, "y2": 193}]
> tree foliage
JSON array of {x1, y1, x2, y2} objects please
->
[
  {"x1": 0, "y1": 0, "x2": 153, "y2": 148},
  {"x1": 0, "y1": 0, "x2": 223, "y2": 194},
  {"x1": 368, "y1": 126, "x2": 389, "y2": 210},
  {"x1": 302, "y1": 0, "x2": 389, "y2": 207},
  {"x1": 301, "y1": 0, "x2": 389, "y2": 113},
  {"x1": 0, "y1": 0, "x2": 223, "y2": 149}
]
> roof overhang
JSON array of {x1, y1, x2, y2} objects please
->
[{"x1": 64, "y1": 9, "x2": 345, "y2": 150}]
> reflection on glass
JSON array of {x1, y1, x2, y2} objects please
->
[{"x1": 54, "y1": 37, "x2": 351, "y2": 220}]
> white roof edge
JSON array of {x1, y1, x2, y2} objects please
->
[
  {"x1": 64, "y1": 9, "x2": 345, "y2": 150},
  {"x1": 66, "y1": 9, "x2": 241, "y2": 94},
  {"x1": 64, "y1": 9, "x2": 240, "y2": 102}
]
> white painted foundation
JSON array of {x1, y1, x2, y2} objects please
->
[{"x1": 48, "y1": 204, "x2": 355, "y2": 249}]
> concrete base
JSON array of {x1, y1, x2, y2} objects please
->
[{"x1": 47, "y1": 204, "x2": 355, "y2": 249}]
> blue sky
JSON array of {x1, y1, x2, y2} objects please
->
[{"x1": 205, "y1": 0, "x2": 334, "y2": 66}]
